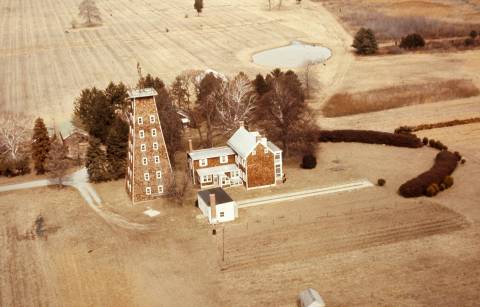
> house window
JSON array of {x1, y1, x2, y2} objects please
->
[
  {"x1": 149, "y1": 115, "x2": 155, "y2": 123},
  {"x1": 137, "y1": 117, "x2": 143, "y2": 124},
  {"x1": 202, "y1": 175, "x2": 213, "y2": 183},
  {"x1": 144, "y1": 173, "x2": 150, "y2": 181},
  {"x1": 220, "y1": 155, "x2": 228, "y2": 164},
  {"x1": 151, "y1": 128, "x2": 157, "y2": 137},
  {"x1": 154, "y1": 156, "x2": 160, "y2": 164},
  {"x1": 220, "y1": 212, "x2": 224, "y2": 218},
  {"x1": 153, "y1": 142, "x2": 158, "y2": 150},
  {"x1": 141, "y1": 144, "x2": 146, "y2": 152},
  {"x1": 275, "y1": 164, "x2": 282, "y2": 177},
  {"x1": 156, "y1": 170, "x2": 162, "y2": 179},
  {"x1": 142, "y1": 157, "x2": 148, "y2": 165},
  {"x1": 199, "y1": 158, "x2": 207, "y2": 167},
  {"x1": 275, "y1": 153, "x2": 281, "y2": 160},
  {"x1": 145, "y1": 187, "x2": 151, "y2": 195},
  {"x1": 158, "y1": 185, "x2": 163, "y2": 193},
  {"x1": 264, "y1": 148, "x2": 269, "y2": 154},
  {"x1": 139, "y1": 130, "x2": 145, "y2": 139}
]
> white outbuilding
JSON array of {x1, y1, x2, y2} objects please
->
[
  {"x1": 298, "y1": 288, "x2": 326, "y2": 307},
  {"x1": 197, "y1": 187, "x2": 238, "y2": 224}
]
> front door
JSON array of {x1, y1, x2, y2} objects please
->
[{"x1": 214, "y1": 175, "x2": 219, "y2": 186}]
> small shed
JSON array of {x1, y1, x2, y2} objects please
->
[
  {"x1": 197, "y1": 187, "x2": 237, "y2": 224},
  {"x1": 298, "y1": 288, "x2": 325, "y2": 307}
]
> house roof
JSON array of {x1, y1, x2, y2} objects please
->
[
  {"x1": 198, "y1": 187, "x2": 234, "y2": 206},
  {"x1": 298, "y1": 288, "x2": 325, "y2": 307},
  {"x1": 196, "y1": 164, "x2": 238, "y2": 178},
  {"x1": 188, "y1": 146, "x2": 235, "y2": 160},
  {"x1": 128, "y1": 88, "x2": 158, "y2": 99},
  {"x1": 227, "y1": 127, "x2": 260, "y2": 158}
]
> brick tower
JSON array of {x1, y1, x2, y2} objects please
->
[{"x1": 126, "y1": 88, "x2": 173, "y2": 203}]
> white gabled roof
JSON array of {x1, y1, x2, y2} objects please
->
[
  {"x1": 188, "y1": 146, "x2": 235, "y2": 160},
  {"x1": 227, "y1": 127, "x2": 259, "y2": 158}
]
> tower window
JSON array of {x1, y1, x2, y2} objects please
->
[
  {"x1": 158, "y1": 185, "x2": 163, "y2": 193},
  {"x1": 141, "y1": 144, "x2": 146, "y2": 152},
  {"x1": 150, "y1": 115, "x2": 155, "y2": 123},
  {"x1": 137, "y1": 117, "x2": 143, "y2": 124},
  {"x1": 151, "y1": 128, "x2": 157, "y2": 137},
  {"x1": 139, "y1": 130, "x2": 145, "y2": 139},
  {"x1": 145, "y1": 187, "x2": 151, "y2": 195},
  {"x1": 154, "y1": 156, "x2": 160, "y2": 164},
  {"x1": 142, "y1": 157, "x2": 148, "y2": 165},
  {"x1": 153, "y1": 142, "x2": 158, "y2": 150},
  {"x1": 144, "y1": 173, "x2": 150, "y2": 181},
  {"x1": 156, "y1": 170, "x2": 162, "y2": 179}
]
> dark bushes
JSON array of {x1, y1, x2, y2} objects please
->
[
  {"x1": 319, "y1": 130, "x2": 423, "y2": 148},
  {"x1": 0, "y1": 156, "x2": 31, "y2": 177},
  {"x1": 301, "y1": 154, "x2": 317, "y2": 169},
  {"x1": 394, "y1": 117, "x2": 480, "y2": 133},
  {"x1": 400, "y1": 33, "x2": 425, "y2": 49},
  {"x1": 377, "y1": 178, "x2": 386, "y2": 186},
  {"x1": 399, "y1": 151, "x2": 458, "y2": 198}
]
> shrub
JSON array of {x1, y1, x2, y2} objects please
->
[
  {"x1": 461, "y1": 158, "x2": 466, "y2": 164},
  {"x1": 377, "y1": 178, "x2": 386, "y2": 186},
  {"x1": 470, "y1": 30, "x2": 478, "y2": 40},
  {"x1": 394, "y1": 126, "x2": 413, "y2": 134},
  {"x1": 454, "y1": 151, "x2": 462, "y2": 161},
  {"x1": 439, "y1": 183, "x2": 446, "y2": 191},
  {"x1": 400, "y1": 33, "x2": 426, "y2": 49},
  {"x1": 319, "y1": 130, "x2": 423, "y2": 148},
  {"x1": 422, "y1": 137, "x2": 429, "y2": 145},
  {"x1": 443, "y1": 176, "x2": 454, "y2": 188},
  {"x1": 464, "y1": 38, "x2": 475, "y2": 46},
  {"x1": 301, "y1": 154, "x2": 317, "y2": 169},
  {"x1": 399, "y1": 151, "x2": 458, "y2": 198},
  {"x1": 0, "y1": 155, "x2": 31, "y2": 177},
  {"x1": 426, "y1": 183, "x2": 439, "y2": 197}
]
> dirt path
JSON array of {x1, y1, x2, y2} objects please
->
[{"x1": 0, "y1": 168, "x2": 149, "y2": 231}]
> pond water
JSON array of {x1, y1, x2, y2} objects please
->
[{"x1": 252, "y1": 41, "x2": 332, "y2": 68}]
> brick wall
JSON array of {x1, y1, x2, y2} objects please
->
[{"x1": 246, "y1": 143, "x2": 275, "y2": 188}]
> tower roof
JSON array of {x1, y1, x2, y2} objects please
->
[{"x1": 128, "y1": 88, "x2": 158, "y2": 99}]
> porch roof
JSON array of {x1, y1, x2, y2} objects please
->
[{"x1": 196, "y1": 164, "x2": 238, "y2": 177}]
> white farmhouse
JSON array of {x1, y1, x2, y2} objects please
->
[{"x1": 197, "y1": 188, "x2": 238, "y2": 224}]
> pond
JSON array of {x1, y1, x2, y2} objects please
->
[{"x1": 252, "y1": 41, "x2": 332, "y2": 68}]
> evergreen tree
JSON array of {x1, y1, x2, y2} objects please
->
[
  {"x1": 86, "y1": 138, "x2": 109, "y2": 182},
  {"x1": 253, "y1": 74, "x2": 270, "y2": 96},
  {"x1": 79, "y1": 0, "x2": 102, "y2": 26},
  {"x1": 352, "y1": 28, "x2": 378, "y2": 55},
  {"x1": 31, "y1": 117, "x2": 51, "y2": 174},
  {"x1": 45, "y1": 139, "x2": 70, "y2": 186},
  {"x1": 73, "y1": 87, "x2": 115, "y2": 143},
  {"x1": 106, "y1": 117, "x2": 129, "y2": 180}
]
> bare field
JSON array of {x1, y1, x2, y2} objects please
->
[{"x1": 0, "y1": 0, "x2": 351, "y2": 127}]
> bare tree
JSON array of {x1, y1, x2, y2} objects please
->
[
  {"x1": 268, "y1": 0, "x2": 272, "y2": 10},
  {"x1": 0, "y1": 112, "x2": 32, "y2": 161},
  {"x1": 45, "y1": 138, "x2": 70, "y2": 187},
  {"x1": 167, "y1": 168, "x2": 192, "y2": 205},
  {"x1": 215, "y1": 73, "x2": 256, "y2": 133},
  {"x1": 302, "y1": 60, "x2": 314, "y2": 99},
  {"x1": 79, "y1": 0, "x2": 102, "y2": 27}
]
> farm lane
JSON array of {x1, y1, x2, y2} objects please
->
[{"x1": 0, "y1": 168, "x2": 149, "y2": 230}]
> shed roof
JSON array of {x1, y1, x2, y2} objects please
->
[
  {"x1": 188, "y1": 146, "x2": 235, "y2": 160},
  {"x1": 196, "y1": 164, "x2": 238, "y2": 177},
  {"x1": 298, "y1": 288, "x2": 325, "y2": 307},
  {"x1": 198, "y1": 187, "x2": 234, "y2": 206},
  {"x1": 128, "y1": 88, "x2": 158, "y2": 99}
]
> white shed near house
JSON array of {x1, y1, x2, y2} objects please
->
[
  {"x1": 298, "y1": 288, "x2": 326, "y2": 307},
  {"x1": 197, "y1": 188, "x2": 238, "y2": 224}
]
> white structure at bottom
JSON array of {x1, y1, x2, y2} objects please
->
[
  {"x1": 298, "y1": 288, "x2": 326, "y2": 307},
  {"x1": 197, "y1": 188, "x2": 238, "y2": 224}
]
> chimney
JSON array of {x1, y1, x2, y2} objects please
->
[
  {"x1": 209, "y1": 192, "x2": 217, "y2": 223},
  {"x1": 256, "y1": 135, "x2": 262, "y2": 142},
  {"x1": 188, "y1": 138, "x2": 193, "y2": 152},
  {"x1": 239, "y1": 121, "x2": 244, "y2": 128}
]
